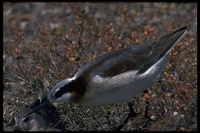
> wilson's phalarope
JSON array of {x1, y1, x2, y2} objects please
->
[{"x1": 24, "y1": 26, "x2": 187, "y2": 130}]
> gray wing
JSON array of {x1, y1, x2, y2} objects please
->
[
  {"x1": 75, "y1": 41, "x2": 157, "y2": 78},
  {"x1": 75, "y1": 27, "x2": 186, "y2": 80}
]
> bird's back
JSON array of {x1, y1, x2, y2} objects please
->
[{"x1": 75, "y1": 27, "x2": 187, "y2": 80}]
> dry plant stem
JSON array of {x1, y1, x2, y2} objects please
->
[
  {"x1": 12, "y1": 25, "x2": 30, "y2": 82},
  {"x1": 74, "y1": 10, "x2": 86, "y2": 68},
  {"x1": 77, "y1": 10, "x2": 85, "y2": 58}
]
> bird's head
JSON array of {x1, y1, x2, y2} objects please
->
[
  {"x1": 24, "y1": 78, "x2": 78, "y2": 118},
  {"x1": 49, "y1": 79, "x2": 74, "y2": 103}
]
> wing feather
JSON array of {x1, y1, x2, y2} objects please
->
[{"x1": 75, "y1": 27, "x2": 187, "y2": 81}]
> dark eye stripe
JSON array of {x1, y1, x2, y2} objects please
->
[
  {"x1": 54, "y1": 84, "x2": 72, "y2": 98},
  {"x1": 53, "y1": 78, "x2": 87, "y2": 99}
]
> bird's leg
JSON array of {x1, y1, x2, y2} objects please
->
[
  {"x1": 113, "y1": 102, "x2": 139, "y2": 131},
  {"x1": 140, "y1": 100, "x2": 149, "y2": 131}
]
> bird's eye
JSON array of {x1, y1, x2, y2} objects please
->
[
  {"x1": 23, "y1": 116, "x2": 30, "y2": 122},
  {"x1": 54, "y1": 88, "x2": 63, "y2": 98}
]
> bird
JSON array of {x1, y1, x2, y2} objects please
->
[{"x1": 24, "y1": 26, "x2": 187, "y2": 130}]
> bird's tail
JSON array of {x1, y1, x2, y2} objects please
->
[{"x1": 156, "y1": 27, "x2": 187, "y2": 60}]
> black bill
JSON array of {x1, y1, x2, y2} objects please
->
[{"x1": 24, "y1": 99, "x2": 50, "y2": 118}]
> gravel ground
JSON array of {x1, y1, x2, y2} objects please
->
[{"x1": 3, "y1": 2, "x2": 197, "y2": 131}]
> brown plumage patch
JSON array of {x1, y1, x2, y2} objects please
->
[
  {"x1": 69, "y1": 78, "x2": 87, "y2": 103},
  {"x1": 103, "y1": 59, "x2": 136, "y2": 77}
]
